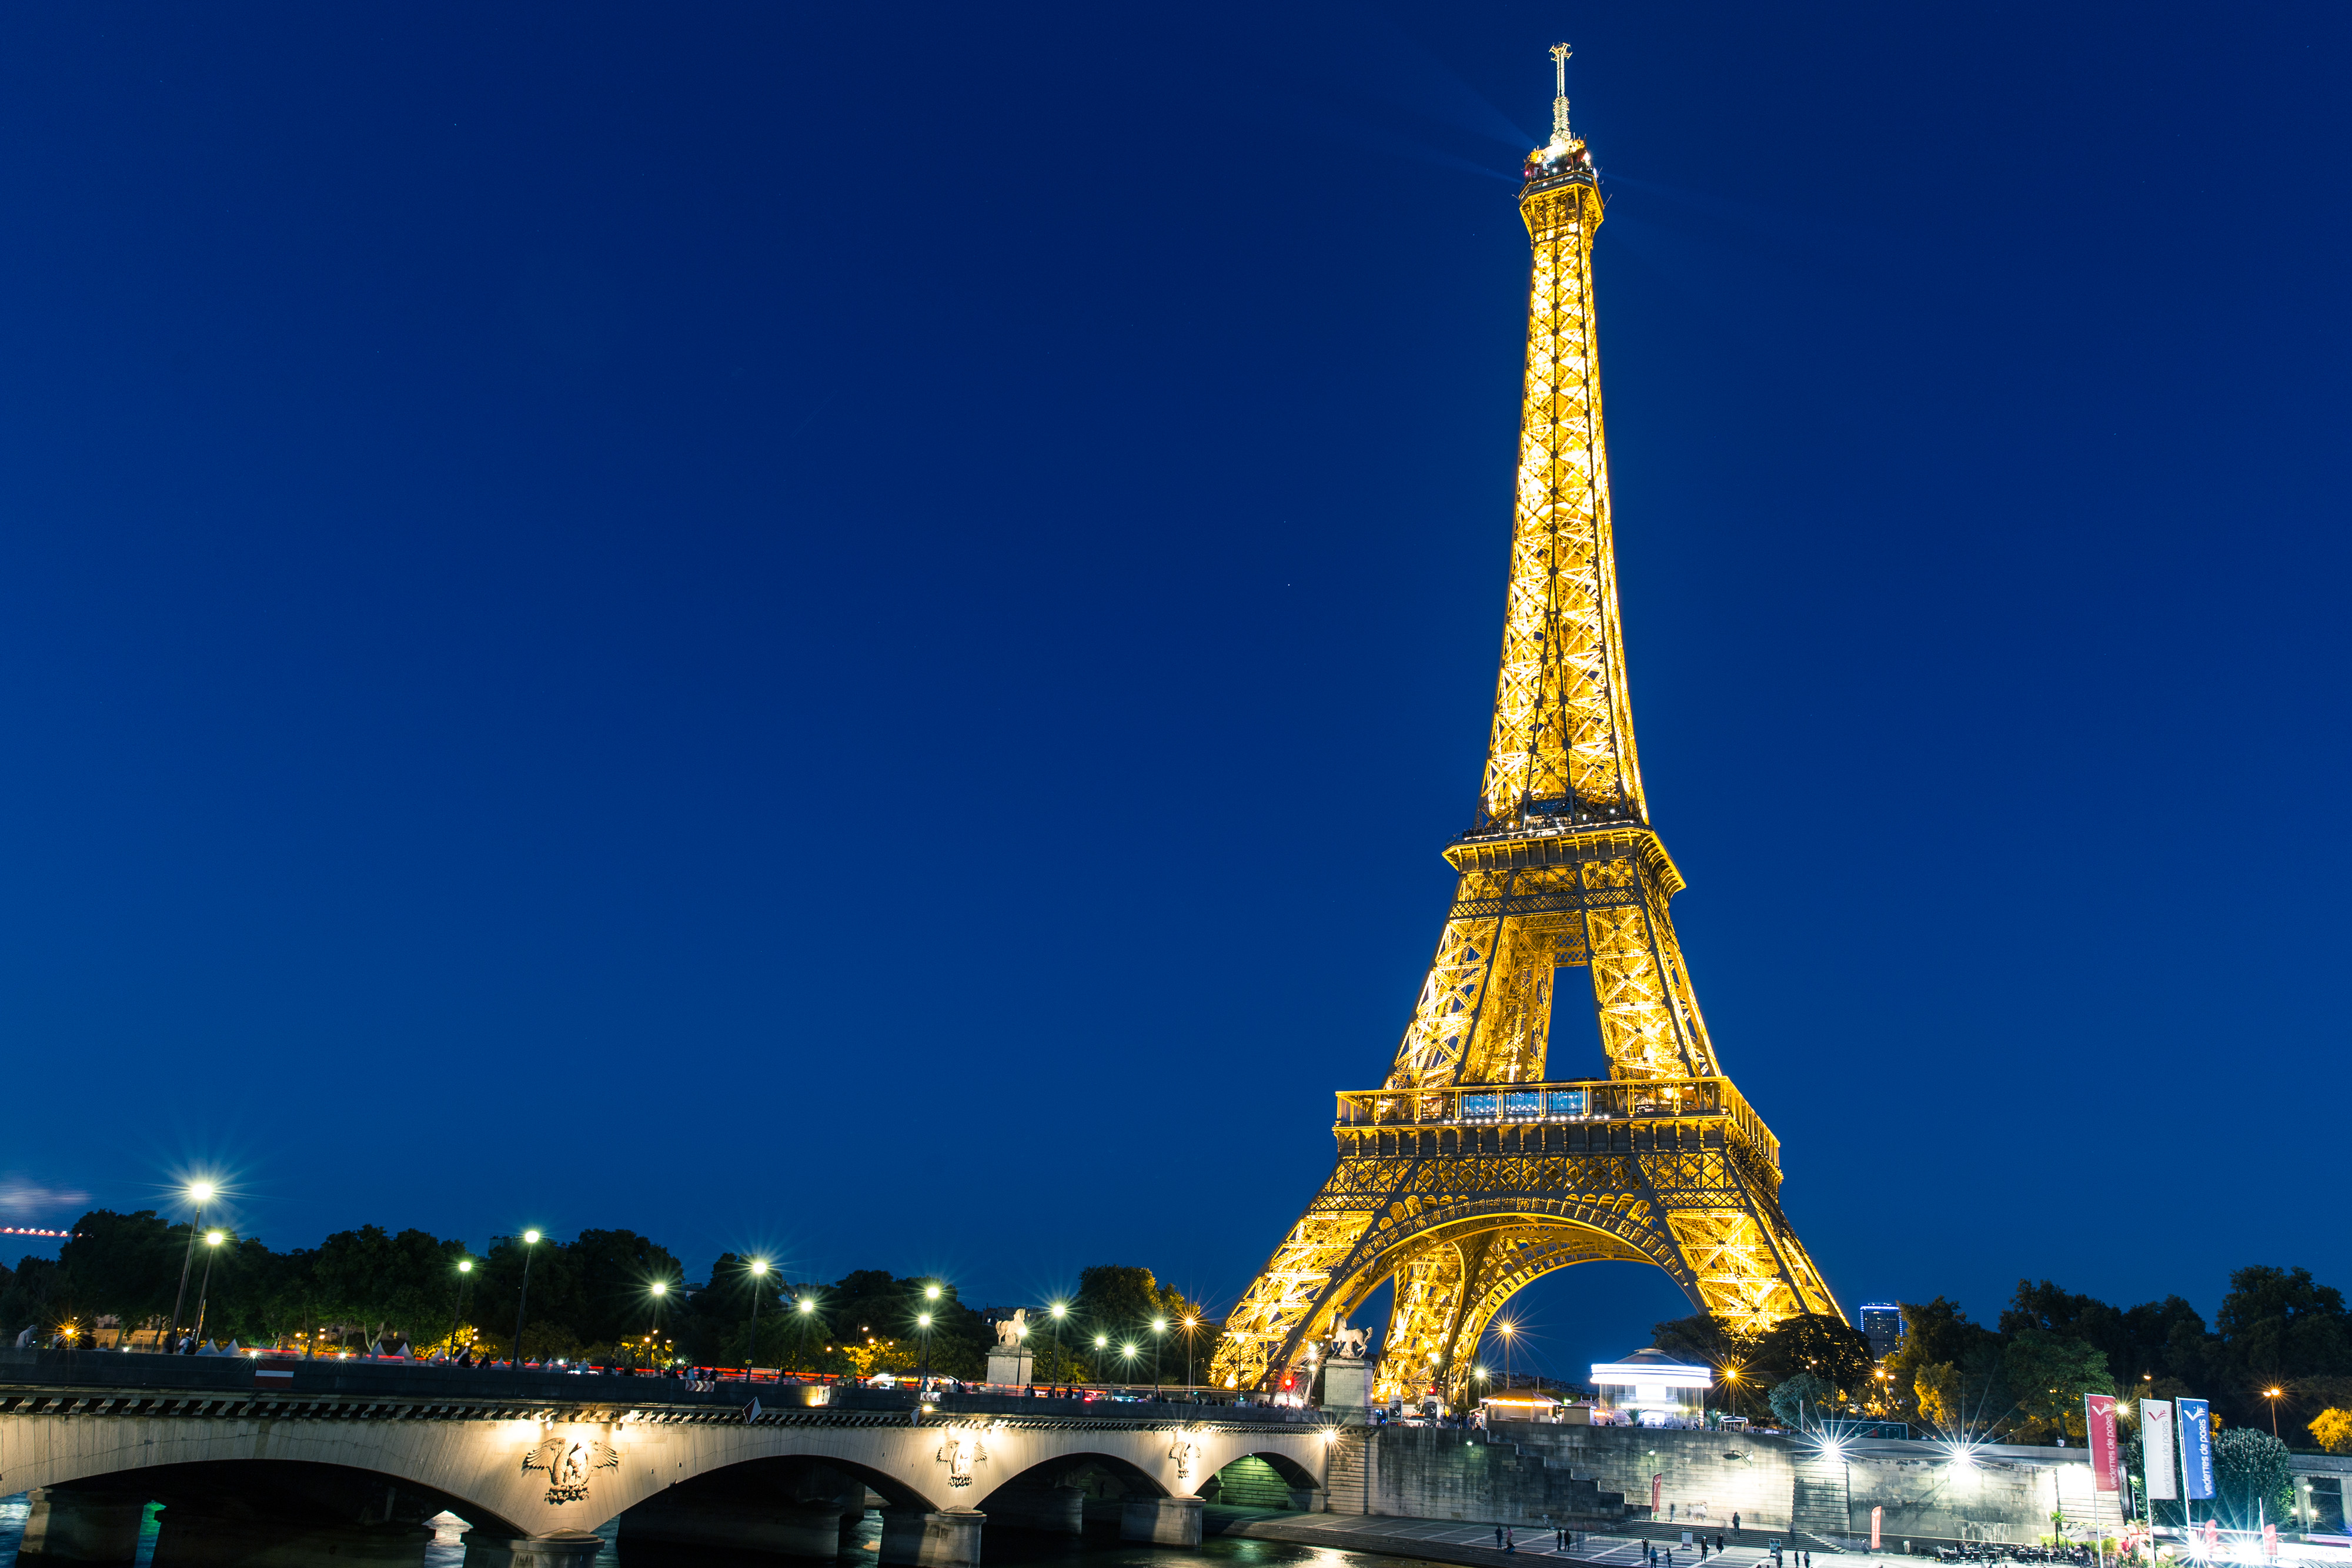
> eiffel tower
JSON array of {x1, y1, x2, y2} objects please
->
[{"x1": 1209, "y1": 46, "x2": 1841, "y2": 1406}]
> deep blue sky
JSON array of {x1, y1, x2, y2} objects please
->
[{"x1": 2, "y1": 2, "x2": 2345, "y2": 1385}]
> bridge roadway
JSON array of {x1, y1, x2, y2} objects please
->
[{"x1": 0, "y1": 1350, "x2": 1332, "y2": 1568}]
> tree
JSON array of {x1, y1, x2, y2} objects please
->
[
  {"x1": 2211, "y1": 1267, "x2": 2352, "y2": 1426},
  {"x1": 1880, "y1": 1299, "x2": 2000, "y2": 1426},
  {"x1": 0, "y1": 1255, "x2": 65, "y2": 1340},
  {"x1": 1915, "y1": 1362, "x2": 1963, "y2": 1432},
  {"x1": 2211, "y1": 1427, "x2": 2293, "y2": 1528},
  {"x1": 563, "y1": 1230, "x2": 684, "y2": 1350},
  {"x1": 2000, "y1": 1329, "x2": 2114, "y2": 1443},
  {"x1": 2308, "y1": 1409, "x2": 2352, "y2": 1456},
  {"x1": 1750, "y1": 1313, "x2": 1877, "y2": 1410},
  {"x1": 310, "y1": 1226, "x2": 465, "y2": 1349},
  {"x1": 1769, "y1": 1371, "x2": 1833, "y2": 1429},
  {"x1": 1070, "y1": 1265, "x2": 1204, "y2": 1385},
  {"x1": 52, "y1": 1210, "x2": 179, "y2": 1344}
]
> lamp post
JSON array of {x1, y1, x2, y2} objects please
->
[
  {"x1": 1094, "y1": 1333, "x2": 1109, "y2": 1388},
  {"x1": 1120, "y1": 1341, "x2": 1138, "y2": 1390},
  {"x1": 918, "y1": 1312, "x2": 935, "y2": 1396},
  {"x1": 796, "y1": 1295, "x2": 817, "y2": 1369},
  {"x1": 2266, "y1": 1387, "x2": 2283, "y2": 1438},
  {"x1": 642, "y1": 1281, "x2": 668, "y2": 1371},
  {"x1": 1050, "y1": 1302, "x2": 1067, "y2": 1392},
  {"x1": 512, "y1": 1230, "x2": 542, "y2": 1368},
  {"x1": 1184, "y1": 1315, "x2": 1198, "y2": 1397},
  {"x1": 1498, "y1": 1322, "x2": 1515, "y2": 1391},
  {"x1": 1151, "y1": 1318, "x2": 1167, "y2": 1393},
  {"x1": 192, "y1": 1231, "x2": 225, "y2": 1345},
  {"x1": 168, "y1": 1182, "x2": 216, "y2": 1350},
  {"x1": 744, "y1": 1259, "x2": 770, "y2": 1374},
  {"x1": 449, "y1": 1258, "x2": 474, "y2": 1357}
]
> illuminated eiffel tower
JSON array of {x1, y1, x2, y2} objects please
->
[{"x1": 1210, "y1": 47, "x2": 1841, "y2": 1405}]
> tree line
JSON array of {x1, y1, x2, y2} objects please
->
[{"x1": 0, "y1": 1209, "x2": 1208, "y2": 1382}]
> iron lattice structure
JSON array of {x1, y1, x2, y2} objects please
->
[{"x1": 1210, "y1": 51, "x2": 1840, "y2": 1406}]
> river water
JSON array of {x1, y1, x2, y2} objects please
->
[{"x1": 0, "y1": 1494, "x2": 1444, "y2": 1568}]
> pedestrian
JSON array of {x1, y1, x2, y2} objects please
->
[
  {"x1": 1498, "y1": 1526, "x2": 1507, "y2": 1549},
  {"x1": 1507, "y1": 1528, "x2": 1516, "y2": 1554},
  {"x1": 1733, "y1": 1514, "x2": 1742, "y2": 1536},
  {"x1": 1718, "y1": 1539, "x2": 1726, "y2": 1556}
]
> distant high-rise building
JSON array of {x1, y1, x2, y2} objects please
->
[{"x1": 1859, "y1": 1303, "x2": 1904, "y2": 1359}]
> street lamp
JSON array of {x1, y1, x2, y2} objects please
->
[
  {"x1": 1184, "y1": 1316, "x2": 1198, "y2": 1396},
  {"x1": 1094, "y1": 1333, "x2": 1109, "y2": 1386},
  {"x1": 192, "y1": 1231, "x2": 225, "y2": 1345},
  {"x1": 744, "y1": 1259, "x2": 771, "y2": 1374},
  {"x1": 169, "y1": 1181, "x2": 218, "y2": 1350},
  {"x1": 640, "y1": 1281, "x2": 669, "y2": 1371},
  {"x1": 1151, "y1": 1318, "x2": 1167, "y2": 1392},
  {"x1": 1498, "y1": 1322, "x2": 1515, "y2": 1390},
  {"x1": 1120, "y1": 1342, "x2": 1139, "y2": 1388},
  {"x1": 2266, "y1": 1388, "x2": 2284, "y2": 1437},
  {"x1": 918, "y1": 1312, "x2": 935, "y2": 1396},
  {"x1": 1050, "y1": 1302, "x2": 1068, "y2": 1392},
  {"x1": 512, "y1": 1230, "x2": 542, "y2": 1368},
  {"x1": 449, "y1": 1258, "x2": 475, "y2": 1357}
]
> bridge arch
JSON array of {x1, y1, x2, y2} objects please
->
[
  {"x1": 1200, "y1": 1448, "x2": 1320, "y2": 1509},
  {"x1": 973, "y1": 1450, "x2": 1169, "y2": 1508}
]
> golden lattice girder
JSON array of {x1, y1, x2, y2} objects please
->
[{"x1": 1210, "y1": 59, "x2": 1839, "y2": 1400}]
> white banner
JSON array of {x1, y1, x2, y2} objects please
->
[{"x1": 2143, "y1": 1399, "x2": 2178, "y2": 1502}]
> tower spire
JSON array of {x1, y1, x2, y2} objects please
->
[{"x1": 1549, "y1": 42, "x2": 1573, "y2": 146}]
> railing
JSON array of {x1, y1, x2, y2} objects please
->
[{"x1": 1333, "y1": 1076, "x2": 1779, "y2": 1169}]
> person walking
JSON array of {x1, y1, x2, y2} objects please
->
[
  {"x1": 1733, "y1": 1514, "x2": 1742, "y2": 1537},
  {"x1": 1497, "y1": 1526, "x2": 1507, "y2": 1549}
]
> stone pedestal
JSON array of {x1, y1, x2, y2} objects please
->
[
  {"x1": 1322, "y1": 1359, "x2": 1375, "y2": 1423},
  {"x1": 619, "y1": 1496, "x2": 845, "y2": 1557},
  {"x1": 456, "y1": 1530, "x2": 604, "y2": 1568},
  {"x1": 152, "y1": 1512, "x2": 432, "y2": 1568},
  {"x1": 1120, "y1": 1495, "x2": 1204, "y2": 1547},
  {"x1": 985, "y1": 1345, "x2": 1033, "y2": 1388},
  {"x1": 18, "y1": 1490, "x2": 148, "y2": 1564},
  {"x1": 978, "y1": 1484, "x2": 1084, "y2": 1534},
  {"x1": 878, "y1": 1508, "x2": 984, "y2": 1568}
]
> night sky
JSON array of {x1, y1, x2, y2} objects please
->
[{"x1": 2, "y1": 2, "x2": 2346, "y2": 1388}]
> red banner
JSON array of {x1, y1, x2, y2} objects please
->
[
  {"x1": 2085, "y1": 1395, "x2": 2120, "y2": 1492},
  {"x1": 1871, "y1": 1507, "x2": 1883, "y2": 1549}
]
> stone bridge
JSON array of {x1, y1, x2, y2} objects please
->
[{"x1": 0, "y1": 1350, "x2": 1332, "y2": 1568}]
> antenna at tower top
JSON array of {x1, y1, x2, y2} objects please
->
[{"x1": 1548, "y1": 42, "x2": 1573, "y2": 145}]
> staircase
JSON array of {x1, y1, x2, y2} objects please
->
[{"x1": 1790, "y1": 1453, "x2": 1850, "y2": 1540}]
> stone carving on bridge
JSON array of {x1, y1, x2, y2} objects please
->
[
  {"x1": 993, "y1": 1309, "x2": 1027, "y2": 1348},
  {"x1": 936, "y1": 1422, "x2": 997, "y2": 1487},
  {"x1": 522, "y1": 1432, "x2": 622, "y2": 1505},
  {"x1": 1168, "y1": 1427, "x2": 1204, "y2": 1482}
]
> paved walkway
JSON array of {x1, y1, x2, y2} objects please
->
[{"x1": 1211, "y1": 1509, "x2": 1853, "y2": 1568}]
